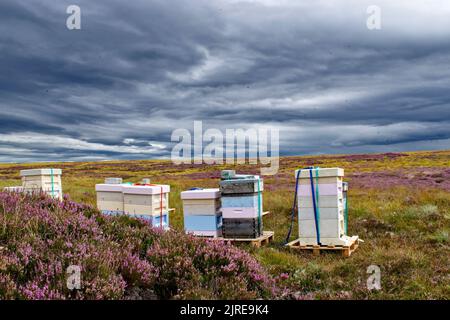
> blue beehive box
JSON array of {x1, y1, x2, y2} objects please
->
[
  {"x1": 181, "y1": 188, "x2": 222, "y2": 237},
  {"x1": 131, "y1": 213, "x2": 169, "y2": 229},
  {"x1": 184, "y1": 214, "x2": 222, "y2": 231},
  {"x1": 221, "y1": 193, "x2": 261, "y2": 208}
]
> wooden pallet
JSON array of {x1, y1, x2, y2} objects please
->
[
  {"x1": 286, "y1": 236, "x2": 359, "y2": 257},
  {"x1": 216, "y1": 231, "x2": 274, "y2": 248}
]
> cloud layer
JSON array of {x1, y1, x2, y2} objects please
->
[{"x1": 1, "y1": 0, "x2": 449, "y2": 162}]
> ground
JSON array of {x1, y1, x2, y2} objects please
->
[{"x1": 0, "y1": 150, "x2": 448, "y2": 299}]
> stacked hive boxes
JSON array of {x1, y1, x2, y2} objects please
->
[
  {"x1": 95, "y1": 178, "x2": 170, "y2": 229},
  {"x1": 96, "y1": 178, "x2": 126, "y2": 215},
  {"x1": 20, "y1": 169, "x2": 63, "y2": 200},
  {"x1": 220, "y1": 171, "x2": 264, "y2": 239},
  {"x1": 181, "y1": 188, "x2": 222, "y2": 237},
  {"x1": 122, "y1": 184, "x2": 170, "y2": 229},
  {"x1": 296, "y1": 167, "x2": 352, "y2": 246}
]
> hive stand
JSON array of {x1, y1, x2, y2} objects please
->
[
  {"x1": 286, "y1": 235, "x2": 359, "y2": 257},
  {"x1": 216, "y1": 231, "x2": 275, "y2": 248}
]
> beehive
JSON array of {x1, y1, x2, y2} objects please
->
[
  {"x1": 95, "y1": 180, "x2": 125, "y2": 215},
  {"x1": 220, "y1": 173, "x2": 264, "y2": 239},
  {"x1": 20, "y1": 168, "x2": 63, "y2": 200},
  {"x1": 122, "y1": 184, "x2": 170, "y2": 229},
  {"x1": 295, "y1": 167, "x2": 353, "y2": 246},
  {"x1": 181, "y1": 188, "x2": 222, "y2": 238}
]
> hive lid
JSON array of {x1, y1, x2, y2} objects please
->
[
  {"x1": 181, "y1": 188, "x2": 220, "y2": 200},
  {"x1": 122, "y1": 184, "x2": 170, "y2": 195},
  {"x1": 219, "y1": 176, "x2": 262, "y2": 184},
  {"x1": 220, "y1": 175, "x2": 263, "y2": 184},
  {"x1": 294, "y1": 168, "x2": 344, "y2": 178},
  {"x1": 20, "y1": 168, "x2": 62, "y2": 176},
  {"x1": 95, "y1": 184, "x2": 124, "y2": 192},
  {"x1": 234, "y1": 174, "x2": 259, "y2": 180}
]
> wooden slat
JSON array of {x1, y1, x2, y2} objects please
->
[
  {"x1": 215, "y1": 231, "x2": 274, "y2": 248},
  {"x1": 286, "y1": 236, "x2": 359, "y2": 257}
]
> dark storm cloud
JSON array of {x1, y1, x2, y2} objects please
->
[{"x1": 0, "y1": 0, "x2": 449, "y2": 162}]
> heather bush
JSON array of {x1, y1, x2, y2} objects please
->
[{"x1": 0, "y1": 192, "x2": 279, "y2": 300}]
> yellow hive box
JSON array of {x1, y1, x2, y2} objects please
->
[
  {"x1": 181, "y1": 189, "x2": 221, "y2": 215},
  {"x1": 123, "y1": 185, "x2": 170, "y2": 216},
  {"x1": 95, "y1": 183, "x2": 125, "y2": 214}
]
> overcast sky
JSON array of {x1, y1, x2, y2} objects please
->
[{"x1": 1, "y1": 0, "x2": 450, "y2": 162}]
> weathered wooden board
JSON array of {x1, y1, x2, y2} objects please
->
[{"x1": 218, "y1": 231, "x2": 274, "y2": 247}]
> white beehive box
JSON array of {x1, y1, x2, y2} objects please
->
[
  {"x1": 122, "y1": 185, "x2": 170, "y2": 216},
  {"x1": 181, "y1": 188, "x2": 221, "y2": 215},
  {"x1": 95, "y1": 183, "x2": 125, "y2": 215},
  {"x1": 295, "y1": 167, "x2": 353, "y2": 246},
  {"x1": 181, "y1": 188, "x2": 222, "y2": 237},
  {"x1": 295, "y1": 168, "x2": 344, "y2": 179},
  {"x1": 20, "y1": 168, "x2": 63, "y2": 200}
]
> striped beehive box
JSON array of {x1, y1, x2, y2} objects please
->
[
  {"x1": 20, "y1": 168, "x2": 63, "y2": 200},
  {"x1": 220, "y1": 173, "x2": 264, "y2": 239},
  {"x1": 295, "y1": 167, "x2": 353, "y2": 246},
  {"x1": 181, "y1": 188, "x2": 222, "y2": 238},
  {"x1": 122, "y1": 184, "x2": 170, "y2": 229}
]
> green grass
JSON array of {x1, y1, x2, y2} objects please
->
[{"x1": 0, "y1": 150, "x2": 449, "y2": 299}]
